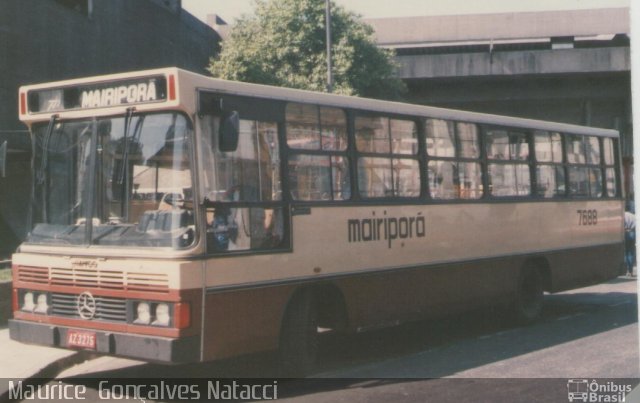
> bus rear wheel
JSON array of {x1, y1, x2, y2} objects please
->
[
  {"x1": 279, "y1": 290, "x2": 318, "y2": 377},
  {"x1": 514, "y1": 265, "x2": 544, "y2": 324}
]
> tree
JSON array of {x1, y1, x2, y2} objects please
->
[{"x1": 208, "y1": 0, "x2": 407, "y2": 100}]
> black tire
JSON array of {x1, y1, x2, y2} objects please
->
[
  {"x1": 514, "y1": 265, "x2": 544, "y2": 324},
  {"x1": 279, "y1": 290, "x2": 318, "y2": 377}
]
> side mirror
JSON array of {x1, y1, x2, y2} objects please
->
[
  {"x1": 219, "y1": 111, "x2": 240, "y2": 152},
  {"x1": 0, "y1": 141, "x2": 6, "y2": 178}
]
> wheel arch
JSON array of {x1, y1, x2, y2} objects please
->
[
  {"x1": 280, "y1": 282, "x2": 349, "y2": 334},
  {"x1": 524, "y1": 256, "x2": 552, "y2": 292}
]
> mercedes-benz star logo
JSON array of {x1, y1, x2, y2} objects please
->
[{"x1": 76, "y1": 292, "x2": 97, "y2": 320}]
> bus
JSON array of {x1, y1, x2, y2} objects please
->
[{"x1": 9, "y1": 67, "x2": 623, "y2": 374}]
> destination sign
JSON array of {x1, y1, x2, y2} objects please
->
[{"x1": 27, "y1": 76, "x2": 168, "y2": 113}]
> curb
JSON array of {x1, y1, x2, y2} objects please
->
[{"x1": 0, "y1": 350, "x2": 91, "y2": 403}]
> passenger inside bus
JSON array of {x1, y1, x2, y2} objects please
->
[{"x1": 207, "y1": 186, "x2": 283, "y2": 252}]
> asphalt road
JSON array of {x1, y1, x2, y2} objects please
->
[{"x1": 18, "y1": 276, "x2": 640, "y2": 402}]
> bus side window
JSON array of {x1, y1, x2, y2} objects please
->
[
  {"x1": 286, "y1": 103, "x2": 350, "y2": 201},
  {"x1": 534, "y1": 131, "x2": 565, "y2": 198},
  {"x1": 485, "y1": 129, "x2": 531, "y2": 197},
  {"x1": 566, "y1": 134, "x2": 602, "y2": 198},
  {"x1": 199, "y1": 111, "x2": 287, "y2": 254},
  {"x1": 355, "y1": 115, "x2": 420, "y2": 199},
  {"x1": 426, "y1": 119, "x2": 483, "y2": 200},
  {"x1": 602, "y1": 138, "x2": 618, "y2": 197},
  {"x1": 206, "y1": 207, "x2": 284, "y2": 252}
]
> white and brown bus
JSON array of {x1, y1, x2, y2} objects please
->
[{"x1": 9, "y1": 68, "x2": 623, "y2": 373}]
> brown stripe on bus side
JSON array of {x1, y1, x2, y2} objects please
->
[
  {"x1": 201, "y1": 284, "x2": 297, "y2": 361},
  {"x1": 339, "y1": 242, "x2": 623, "y2": 330},
  {"x1": 199, "y1": 243, "x2": 622, "y2": 360}
]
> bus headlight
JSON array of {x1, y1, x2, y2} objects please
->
[
  {"x1": 152, "y1": 303, "x2": 171, "y2": 326},
  {"x1": 22, "y1": 292, "x2": 35, "y2": 312},
  {"x1": 134, "y1": 302, "x2": 151, "y2": 325},
  {"x1": 34, "y1": 293, "x2": 49, "y2": 314},
  {"x1": 130, "y1": 300, "x2": 188, "y2": 328}
]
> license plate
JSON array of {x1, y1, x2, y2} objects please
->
[{"x1": 66, "y1": 330, "x2": 96, "y2": 350}]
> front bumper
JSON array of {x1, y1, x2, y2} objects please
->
[{"x1": 8, "y1": 319, "x2": 200, "y2": 363}]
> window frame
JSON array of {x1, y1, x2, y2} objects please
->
[
  {"x1": 564, "y1": 133, "x2": 605, "y2": 199},
  {"x1": 425, "y1": 118, "x2": 484, "y2": 201},
  {"x1": 197, "y1": 92, "x2": 291, "y2": 255},
  {"x1": 197, "y1": 92, "x2": 624, "y2": 257},
  {"x1": 601, "y1": 137, "x2": 620, "y2": 198},
  {"x1": 353, "y1": 112, "x2": 422, "y2": 200},
  {"x1": 533, "y1": 130, "x2": 567, "y2": 199},
  {"x1": 483, "y1": 126, "x2": 533, "y2": 199},
  {"x1": 285, "y1": 102, "x2": 352, "y2": 203}
]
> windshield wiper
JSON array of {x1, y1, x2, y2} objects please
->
[
  {"x1": 117, "y1": 109, "x2": 145, "y2": 220},
  {"x1": 36, "y1": 114, "x2": 58, "y2": 222},
  {"x1": 117, "y1": 107, "x2": 135, "y2": 186},
  {"x1": 117, "y1": 108, "x2": 135, "y2": 220},
  {"x1": 36, "y1": 114, "x2": 58, "y2": 185}
]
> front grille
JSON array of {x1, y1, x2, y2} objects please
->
[
  {"x1": 17, "y1": 265, "x2": 169, "y2": 293},
  {"x1": 50, "y1": 292, "x2": 128, "y2": 322},
  {"x1": 50, "y1": 268, "x2": 125, "y2": 289},
  {"x1": 17, "y1": 266, "x2": 49, "y2": 284},
  {"x1": 50, "y1": 268, "x2": 169, "y2": 292}
]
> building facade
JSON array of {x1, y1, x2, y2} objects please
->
[{"x1": 0, "y1": 0, "x2": 221, "y2": 255}]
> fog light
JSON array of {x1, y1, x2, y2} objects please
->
[
  {"x1": 34, "y1": 293, "x2": 49, "y2": 314},
  {"x1": 134, "y1": 302, "x2": 151, "y2": 325},
  {"x1": 152, "y1": 303, "x2": 170, "y2": 326},
  {"x1": 22, "y1": 292, "x2": 34, "y2": 312}
]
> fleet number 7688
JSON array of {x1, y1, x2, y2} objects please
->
[{"x1": 576, "y1": 209, "x2": 598, "y2": 226}]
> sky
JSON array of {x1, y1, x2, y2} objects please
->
[{"x1": 182, "y1": 0, "x2": 630, "y2": 23}]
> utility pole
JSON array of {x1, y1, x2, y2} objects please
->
[{"x1": 325, "y1": 0, "x2": 333, "y2": 93}]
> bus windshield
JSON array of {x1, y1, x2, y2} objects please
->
[{"x1": 26, "y1": 112, "x2": 196, "y2": 249}]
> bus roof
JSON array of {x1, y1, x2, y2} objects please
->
[{"x1": 19, "y1": 67, "x2": 619, "y2": 138}]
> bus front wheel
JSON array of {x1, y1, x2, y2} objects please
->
[
  {"x1": 514, "y1": 265, "x2": 544, "y2": 324},
  {"x1": 279, "y1": 290, "x2": 318, "y2": 377}
]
